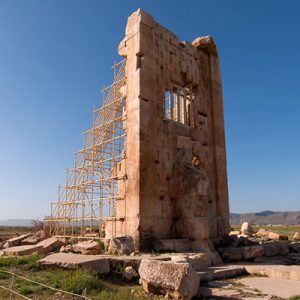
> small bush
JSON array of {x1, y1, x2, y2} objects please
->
[
  {"x1": 0, "y1": 256, "x2": 19, "y2": 267},
  {"x1": 114, "y1": 263, "x2": 125, "y2": 274},
  {"x1": 98, "y1": 240, "x2": 105, "y2": 251},
  {"x1": 31, "y1": 220, "x2": 44, "y2": 232},
  {"x1": 18, "y1": 253, "x2": 42, "y2": 269},
  {"x1": 18, "y1": 285, "x2": 34, "y2": 295}
]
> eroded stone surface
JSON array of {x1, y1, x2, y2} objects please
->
[
  {"x1": 3, "y1": 234, "x2": 31, "y2": 248},
  {"x1": 73, "y1": 240, "x2": 101, "y2": 255},
  {"x1": 123, "y1": 266, "x2": 138, "y2": 280},
  {"x1": 108, "y1": 235, "x2": 134, "y2": 255},
  {"x1": 3, "y1": 245, "x2": 44, "y2": 256},
  {"x1": 197, "y1": 265, "x2": 247, "y2": 281},
  {"x1": 39, "y1": 253, "x2": 110, "y2": 274},
  {"x1": 21, "y1": 230, "x2": 46, "y2": 245},
  {"x1": 263, "y1": 241, "x2": 289, "y2": 256},
  {"x1": 153, "y1": 239, "x2": 192, "y2": 252},
  {"x1": 290, "y1": 242, "x2": 300, "y2": 253},
  {"x1": 240, "y1": 277, "x2": 300, "y2": 299},
  {"x1": 138, "y1": 259, "x2": 200, "y2": 300},
  {"x1": 108, "y1": 8, "x2": 229, "y2": 251},
  {"x1": 37, "y1": 237, "x2": 63, "y2": 254},
  {"x1": 239, "y1": 262, "x2": 300, "y2": 281}
]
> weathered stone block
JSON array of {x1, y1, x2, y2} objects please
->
[
  {"x1": 290, "y1": 242, "x2": 300, "y2": 253},
  {"x1": 263, "y1": 241, "x2": 289, "y2": 256},
  {"x1": 153, "y1": 239, "x2": 192, "y2": 252},
  {"x1": 242, "y1": 245, "x2": 264, "y2": 260},
  {"x1": 4, "y1": 234, "x2": 31, "y2": 248},
  {"x1": 3, "y1": 245, "x2": 44, "y2": 256},
  {"x1": 37, "y1": 237, "x2": 63, "y2": 254},
  {"x1": 39, "y1": 253, "x2": 110, "y2": 274},
  {"x1": 73, "y1": 240, "x2": 101, "y2": 255},
  {"x1": 108, "y1": 235, "x2": 134, "y2": 255},
  {"x1": 138, "y1": 259, "x2": 200, "y2": 300},
  {"x1": 268, "y1": 231, "x2": 288, "y2": 240},
  {"x1": 218, "y1": 247, "x2": 243, "y2": 262}
]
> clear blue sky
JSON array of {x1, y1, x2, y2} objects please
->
[{"x1": 0, "y1": 0, "x2": 299, "y2": 219}]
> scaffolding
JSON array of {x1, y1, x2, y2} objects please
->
[{"x1": 44, "y1": 60, "x2": 126, "y2": 239}]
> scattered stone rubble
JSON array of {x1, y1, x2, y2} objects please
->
[
  {"x1": 2, "y1": 225, "x2": 300, "y2": 299},
  {"x1": 219, "y1": 222, "x2": 299, "y2": 263}
]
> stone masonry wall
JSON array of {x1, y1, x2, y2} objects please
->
[{"x1": 114, "y1": 9, "x2": 229, "y2": 251}]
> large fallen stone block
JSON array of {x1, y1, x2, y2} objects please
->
[
  {"x1": 153, "y1": 239, "x2": 192, "y2": 252},
  {"x1": 242, "y1": 245, "x2": 264, "y2": 260},
  {"x1": 39, "y1": 253, "x2": 110, "y2": 274},
  {"x1": 187, "y1": 253, "x2": 212, "y2": 270},
  {"x1": 256, "y1": 229, "x2": 288, "y2": 240},
  {"x1": 256, "y1": 228, "x2": 269, "y2": 238},
  {"x1": 108, "y1": 235, "x2": 134, "y2": 255},
  {"x1": 3, "y1": 245, "x2": 44, "y2": 256},
  {"x1": 73, "y1": 240, "x2": 101, "y2": 255},
  {"x1": 197, "y1": 265, "x2": 247, "y2": 281},
  {"x1": 3, "y1": 234, "x2": 31, "y2": 248},
  {"x1": 263, "y1": 241, "x2": 289, "y2": 256},
  {"x1": 290, "y1": 242, "x2": 300, "y2": 253},
  {"x1": 218, "y1": 247, "x2": 243, "y2": 261},
  {"x1": 37, "y1": 237, "x2": 63, "y2": 254},
  {"x1": 219, "y1": 245, "x2": 264, "y2": 261},
  {"x1": 275, "y1": 241, "x2": 289, "y2": 255},
  {"x1": 243, "y1": 264, "x2": 300, "y2": 281},
  {"x1": 138, "y1": 259, "x2": 200, "y2": 300},
  {"x1": 170, "y1": 251, "x2": 220, "y2": 270},
  {"x1": 268, "y1": 231, "x2": 288, "y2": 240},
  {"x1": 21, "y1": 230, "x2": 46, "y2": 245}
]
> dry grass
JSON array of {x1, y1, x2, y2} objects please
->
[
  {"x1": 0, "y1": 226, "x2": 33, "y2": 241},
  {"x1": 232, "y1": 224, "x2": 300, "y2": 240}
]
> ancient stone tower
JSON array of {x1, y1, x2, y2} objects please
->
[{"x1": 46, "y1": 9, "x2": 229, "y2": 252}]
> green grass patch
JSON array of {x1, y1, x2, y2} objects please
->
[
  {"x1": 0, "y1": 254, "x2": 155, "y2": 299},
  {"x1": 289, "y1": 296, "x2": 300, "y2": 300},
  {"x1": 0, "y1": 253, "x2": 42, "y2": 269}
]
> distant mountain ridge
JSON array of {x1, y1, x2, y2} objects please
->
[
  {"x1": 0, "y1": 219, "x2": 33, "y2": 227},
  {"x1": 1, "y1": 212, "x2": 300, "y2": 227},
  {"x1": 230, "y1": 210, "x2": 300, "y2": 225}
]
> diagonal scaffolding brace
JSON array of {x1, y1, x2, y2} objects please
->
[{"x1": 44, "y1": 60, "x2": 127, "y2": 239}]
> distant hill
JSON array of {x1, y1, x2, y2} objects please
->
[
  {"x1": 230, "y1": 211, "x2": 300, "y2": 225},
  {"x1": 0, "y1": 219, "x2": 33, "y2": 227}
]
